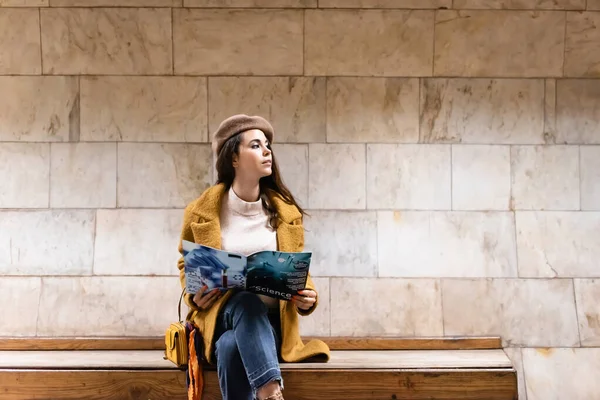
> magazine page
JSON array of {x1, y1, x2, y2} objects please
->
[
  {"x1": 246, "y1": 251, "x2": 312, "y2": 300},
  {"x1": 182, "y1": 240, "x2": 248, "y2": 294}
]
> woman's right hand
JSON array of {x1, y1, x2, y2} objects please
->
[{"x1": 193, "y1": 285, "x2": 222, "y2": 310}]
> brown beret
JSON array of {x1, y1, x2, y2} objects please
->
[{"x1": 212, "y1": 114, "x2": 275, "y2": 155}]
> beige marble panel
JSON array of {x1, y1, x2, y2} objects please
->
[
  {"x1": 81, "y1": 77, "x2": 207, "y2": 143},
  {"x1": 331, "y1": 278, "x2": 443, "y2": 336},
  {"x1": 41, "y1": 8, "x2": 172, "y2": 75},
  {"x1": 452, "y1": 146, "x2": 511, "y2": 211},
  {"x1": 523, "y1": 348, "x2": 600, "y2": 399},
  {"x1": 272, "y1": 144, "x2": 308, "y2": 207},
  {"x1": 303, "y1": 211, "x2": 377, "y2": 277},
  {"x1": 327, "y1": 78, "x2": 419, "y2": 143},
  {"x1": 208, "y1": 77, "x2": 325, "y2": 143},
  {"x1": 575, "y1": 279, "x2": 600, "y2": 346},
  {"x1": 185, "y1": 0, "x2": 314, "y2": 6},
  {"x1": 305, "y1": 10, "x2": 434, "y2": 76},
  {"x1": 0, "y1": 0, "x2": 47, "y2": 5},
  {"x1": 581, "y1": 146, "x2": 600, "y2": 210},
  {"x1": 511, "y1": 146, "x2": 579, "y2": 210},
  {"x1": 443, "y1": 279, "x2": 580, "y2": 347},
  {"x1": 118, "y1": 143, "x2": 212, "y2": 208},
  {"x1": 0, "y1": 278, "x2": 41, "y2": 336},
  {"x1": 544, "y1": 79, "x2": 557, "y2": 143},
  {"x1": 0, "y1": 144, "x2": 49, "y2": 209},
  {"x1": 298, "y1": 277, "x2": 330, "y2": 337},
  {"x1": 174, "y1": 9, "x2": 302, "y2": 75},
  {"x1": 0, "y1": 9, "x2": 40, "y2": 74},
  {"x1": 378, "y1": 211, "x2": 517, "y2": 277},
  {"x1": 0, "y1": 211, "x2": 95, "y2": 275},
  {"x1": 504, "y1": 348, "x2": 528, "y2": 400},
  {"x1": 50, "y1": 143, "x2": 116, "y2": 208},
  {"x1": 94, "y1": 210, "x2": 182, "y2": 276},
  {"x1": 565, "y1": 12, "x2": 600, "y2": 77},
  {"x1": 319, "y1": 0, "x2": 451, "y2": 7},
  {"x1": 556, "y1": 80, "x2": 600, "y2": 144},
  {"x1": 37, "y1": 277, "x2": 183, "y2": 336},
  {"x1": 434, "y1": 11, "x2": 565, "y2": 77},
  {"x1": 51, "y1": 0, "x2": 180, "y2": 4},
  {"x1": 516, "y1": 212, "x2": 600, "y2": 277},
  {"x1": 454, "y1": 0, "x2": 584, "y2": 9},
  {"x1": 589, "y1": 0, "x2": 600, "y2": 10},
  {"x1": 308, "y1": 144, "x2": 366, "y2": 210},
  {"x1": 420, "y1": 79, "x2": 545, "y2": 144},
  {"x1": 367, "y1": 144, "x2": 451, "y2": 210},
  {"x1": 0, "y1": 77, "x2": 78, "y2": 142}
]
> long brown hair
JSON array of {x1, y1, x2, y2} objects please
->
[{"x1": 215, "y1": 131, "x2": 306, "y2": 229}]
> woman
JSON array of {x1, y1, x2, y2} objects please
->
[{"x1": 176, "y1": 114, "x2": 330, "y2": 400}]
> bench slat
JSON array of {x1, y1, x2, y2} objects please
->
[{"x1": 0, "y1": 349, "x2": 511, "y2": 370}]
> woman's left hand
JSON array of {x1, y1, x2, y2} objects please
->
[{"x1": 292, "y1": 289, "x2": 317, "y2": 310}]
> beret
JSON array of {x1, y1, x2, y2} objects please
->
[{"x1": 212, "y1": 114, "x2": 275, "y2": 156}]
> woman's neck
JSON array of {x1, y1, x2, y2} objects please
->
[{"x1": 231, "y1": 179, "x2": 261, "y2": 202}]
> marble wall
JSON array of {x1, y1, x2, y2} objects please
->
[{"x1": 0, "y1": 1, "x2": 599, "y2": 398}]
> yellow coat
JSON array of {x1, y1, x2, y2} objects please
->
[{"x1": 177, "y1": 183, "x2": 330, "y2": 364}]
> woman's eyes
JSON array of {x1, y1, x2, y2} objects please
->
[{"x1": 251, "y1": 143, "x2": 271, "y2": 149}]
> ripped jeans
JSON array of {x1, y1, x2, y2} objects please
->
[{"x1": 213, "y1": 290, "x2": 283, "y2": 400}]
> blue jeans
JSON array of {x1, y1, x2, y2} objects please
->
[{"x1": 213, "y1": 291, "x2": 282, "y2": 400}]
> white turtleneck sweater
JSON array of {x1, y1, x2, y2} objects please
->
[{"x1": 219, "y1": 188, "x2": 279, "y2": 310}]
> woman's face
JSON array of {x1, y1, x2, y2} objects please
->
[{"x1": 233, "y1": 129, "x2": 273, "y2": 181}]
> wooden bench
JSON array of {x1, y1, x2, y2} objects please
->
[{"x1": 0, "y1": 336, "x2": 518, "y2": 400}]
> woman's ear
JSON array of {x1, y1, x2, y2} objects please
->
[{"x1": 232, "y1": 153, "x2": 239, "y2": 168}]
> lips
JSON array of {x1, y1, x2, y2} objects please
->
[{"x1": 262, "y1": 160, "x2": 272, "y2": 165}]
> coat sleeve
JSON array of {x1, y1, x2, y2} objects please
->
[
  {"x1": 177, "y1": 204, "x2": 202, "y2": 313},
  {"x1": 294, "y1": 216, "x2": 319, "y2": 317}
]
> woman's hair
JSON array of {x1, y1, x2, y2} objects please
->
[{"x1": 215, "y1": 132, "x2": 306, "y2": 229}]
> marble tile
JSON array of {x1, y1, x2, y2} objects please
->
[
  {"x1": 0, "y1": 77, "x2": 79, "y2": 142},
  {"x1": 185, "y1": 0, "x2": 315, "y2": 6},
  {"x1": 454, "y1": 0, "x2": 585, "y2": 9},
  {"x1": 118, "y1": 143, "x2": 212, "y2": 208},
  {"x1": 298, "y1": 277, "x2": 330, "y2": 337},
  {"x1": 50, "y1": 143, "x2": 116, "y2": 208},
  {"x1": 41, "y1": 8, "x2": 172, "y2": 75},
  {"x1": 581, "y1": 146, "x2": 600, "y2": 210},
  {"x1": 420, "y1": 79, "x2": 545, "y2": 144},
  {"x1": 94, "y1": 210, "x2": 182, "y2": 276},
  {"x1": 308, "y1": 144, "x2": 366, "y2": 210},
  {"x1": 511, "y1": 146, "x2": 579, "y2": 210},
  {"x1": 0, "y1": 278, "x2": 41, "y2": 336},
  {"x1": 51, "y1": 0, "x2": 180, "y2": 4},
  {"x1": 0, "y1": 211, "x2": 95, "y2": 275},
  {"x1": 544, "y1": 79, "x2": 557, "y2": 143},
  {"x1": 523, "y1": 348, "x2": 600, "y2": 399},
  {"x1": 434, "y1": 11, "x2": 565, "y2": 77},
  {"x1": 331, "y1": 278, "x2": 443, "y2": 336},
  {"x1": 0, "y1": 9, "x2": 40, "y2": 74},
  {"x1": 503, "y1": 348, "x2": 528, "y2": 400},
  {"x1": 272, "y1": 144, "x2": 308, "y2": 207},
  {"x1": 565, "y1": 12, "x2": 600, "y2": 77},
  {"x1": 208, "y1": 77, "x2": 325, "y2": 143},
  {"x1": 452, "y1": 146, "x2": 511, "y2": 211},
  {"x1": 556, "y1": 80, "x2": 600, "y2": 144},
  {"x1": 37, "y1": 277, "x2": 183, "y2": 336},
  {"x1": 516, "y1": 212, "x2": 600, "y2": 277},
  {"x1": 303, "y1": 211, "x2": 377, "y2": 277},
  {"x1": 575, "y1": 279, "x2": 600, "y2": 346},
  {"x1": 0, "y1": 0, "x2": 47, "y2": 5},
  {"x1": 174, "y1": 9, "x2": 302, "y2": 75},
  {"x1": 81, "y1": 77, "x2": 207, "y2": 143},
  {"x1": 0, "y1": 144, "x2": 49, "y2": 209},
  {"x1": 589, "y1": 0, "x2": 600, "y2": 10},
  {"x1": 443, "y1": 279, "x2": 580, "y2": 347},
  {"x1": 378, "y1": 211, "x2": 517, "y2": 277},
  {"x1": 327, "y1": 78, "x2": 419, "y2": 143},
  {"x1": 367, "y1": 144, "x2": 451, "y2": 210},
  {"x1": 318, "y1": 0, "x2": 451, "y2": 7},
  {"x1": 305, "y1": 10, "x2": 434, "y2": 76}
]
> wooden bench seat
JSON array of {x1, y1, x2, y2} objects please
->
[{"x1": 0, "y1": 337, "x2": 518, "y2": 400}]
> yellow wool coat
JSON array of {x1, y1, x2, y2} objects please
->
[{"x1": 177, "y1": 183, "x2": 330, "y2": 364}]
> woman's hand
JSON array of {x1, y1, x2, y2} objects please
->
[
  {"x1": 292, "y1": 289, "x2": 317, "y2": 311},
  {"x1": 193, "y1": 285, "x2": 222, "y2": 310}
]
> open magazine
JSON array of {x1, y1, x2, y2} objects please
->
[{"x1": 182, "y1": 240, "x2": 312, "y2": 301}]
